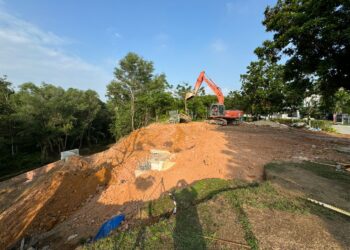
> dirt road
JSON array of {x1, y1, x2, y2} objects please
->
[{"x1": 0, "y1": 122, "x2": 349, "y2": 249}]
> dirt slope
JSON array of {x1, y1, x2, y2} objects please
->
[{"x1": 0, "y1": 122, "x2": 349, "y2": 249}]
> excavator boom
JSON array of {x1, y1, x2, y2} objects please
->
[
  {"x1": 185, "y1": 71, "x2": 225, "y2": 104},
  {"x1": 186, "y1": 71, "x2": 244, "y2": 125}
]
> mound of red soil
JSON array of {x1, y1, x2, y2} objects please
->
[{"x1": 1, "y1": 122, "x2": 349, "y2": 249}]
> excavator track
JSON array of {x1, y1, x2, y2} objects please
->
[{"x1": 206, "y1": 118, "x2": 227, "y2": 126}]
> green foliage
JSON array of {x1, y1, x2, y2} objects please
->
[
  {"x1": 225, "y1": 90, "x2": 248, "y2": 110},
  {"x1": 271, "y1": 118, "x2": 336, "y2": 132},
  {"x1": 322, "y1": 88, "x2": 350, "y2": 114},
  {"x1": 0, "y1": 79, "x2": 112, "y2": 177},
  {"x1": 270, "y1": 118, "x2": 303, "y2": 125},
  {"x1": 239, "y1": 59, "x2": 297, "y2": 116},
  {"x1": 256, "y1": 0, "x2": 350, "y2": 97},
  {"x1": 107, "y1": 53, "x2": 174, "y2": 140},
  {"x1": 175, "y1": 82, "x2": 213, "y2": 120},
  {"x1": 309, "y1": 120, "x2": 334, "y2": 132}
]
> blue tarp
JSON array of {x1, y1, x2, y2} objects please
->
[{"x1": 93, "y1": 214, "x2": 125, "y2": 241}]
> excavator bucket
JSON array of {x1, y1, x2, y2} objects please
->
[{"x1": 185, "y1": 92, "x2": 195, "y2": 100}]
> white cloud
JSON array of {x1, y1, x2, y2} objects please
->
[
  {"x1": 0, "y1": 9, "x2": 111, "y2": 99},
  {"x1": 211, "y1": 39, "x2": 227, "y2": 53},
  {"x1": 114, "y1": 32, "x2": 122, "y2": 38}
]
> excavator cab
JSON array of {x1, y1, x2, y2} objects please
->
[{"x1": 210, "y1": 104, "x2": 225, "y2": 117}]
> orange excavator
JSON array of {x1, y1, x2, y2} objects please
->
[{"x1": 185, "y1": 71, "x2": 243, "y2": 125}]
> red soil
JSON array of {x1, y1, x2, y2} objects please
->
[{"x1": 0, "y1": 122, "x2": 349, "y2": 249}]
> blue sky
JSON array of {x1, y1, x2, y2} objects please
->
[{"x1": 0, "y1": 0, "x2": 276, "y2": 100}]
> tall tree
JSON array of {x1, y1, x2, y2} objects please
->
[
  {"x1": 107, "y1": 52, "x2": 174, "y2": 139},
  {"x1": 108, "y1": 53, "x2": 154, "y2": 131},
  {"x1": 256, "y1": 0, "x2": 350, "y2": 97},
  {"x1": 240, "y1": 60, "x2": 286, "y2": 116},
  {"x1": 225, "y1": 90, "x2": 248, "y2": 111},
  {"x1": 0, "y1": 76, "x2": 16, "y2": 156}
]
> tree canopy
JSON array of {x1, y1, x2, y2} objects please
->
[
  {"x1": 107, "y1": 53, "x2": 174, "y2": 139},
  {"x1": 239, "y1": 60, "x2": 288, "y2": 116},
  {"x1": 0, "y1": 80, "x2": 111, "y2": 177},
  {"x1": 256, "y1": 0, "x2": 350, "y2": 97}
]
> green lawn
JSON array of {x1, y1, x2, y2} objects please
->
[{"x1": 83, "y1": 162, "x2": 350, "y2": 250}]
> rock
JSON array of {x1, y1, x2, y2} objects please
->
[
  {"x1": 41, "y1": 246, "x2": 50, "y2": 250},
  {"x1": 291, "y1": 122, "x2": 306, "y2": 128},
  {"x1": 335, "y1": 146, "x2": 350, "y2": 154},
  {"x1": 67, "y1": 234, "x2": 78, "y2": 241},
  {"x1": 336, "y1": 165, "x2": 343, "y2": 172},
  {"x1": 312, "y1": 145, "x2": 316, "y2": 149}
]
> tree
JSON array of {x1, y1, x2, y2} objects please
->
[
  {"x1": 108, "y1": 53, "x2": 154, "y2": 131},
  {"x1": 175, "y1": 82, "x2": 192, "y2": 112},
  {"x1": 0, "y1": 76, "x2": 16, "y2": 156},
  {"x1": 225, "y1": 90, "x2": 248, "y2": 111},
  {"x1": 321, "y1": 88, "x2": 350, "y2": 122},
  {"x1": 240, "y1": 60, "x2": 286, "y2": 116},
  {"x1": 175, "y1": 83, "x2": 208, "y2": 119},
  {"x1": 107, "y1": 52, "x2": 174, "y2": 139},
  {"x1": 12, "y1": 83, "x2": 104, "y2": 161},
  {"x1": 256, "y1": 0, "x2": 350, "y2": 97}
]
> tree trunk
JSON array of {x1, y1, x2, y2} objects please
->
[
  {"x1": 11, "y1": 136, "x2": 14, "y2": 156},
  {"x1": 79, "y1": 130, "x2": 85, "y2": 149},
  {"x1": 145, "y1": 108, "x2": 149, "y2": 125},
  {"x1": 48, "y1": 139, "x2": 54, "y2": 153},
  {"x1": 130, "y1": 91, "x2": 135, "y2": 131},
  {"x1": 87, "y1": 125, "x2": 92, "y2": 147},
  {"x1": 40, "y1": 144, "x2": 47, "y2": 162},
  {"x1": 58, "y1": 141, "x2": 61, "y2": 155},
  {"x1": 64, "y1": 133, "x2": 68, "y2": 151}
]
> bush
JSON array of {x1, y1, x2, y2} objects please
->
[
  {"x1": 309, "y1": 120, "x2": 335, "y2": 132},
  {"x1": 270, "y1": 118, "x2": 303, "y2": 125},
  {"x1": 271, "y1": 118, "x2": 336, "y2": 132}
]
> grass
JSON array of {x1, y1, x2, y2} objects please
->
[
  {"x1": 297, "y1": 162, "x2": 350, "y2": 185},
  {"x1": 225, "y1": 192, "x2": 259, "y2": 250},
  {"x1": 84, "y1": 162, "x2": 350, "y2": 249},
  {"x1": 266, "y1": 161, "x2": 350, "y2": 219},
  {"x1": 84, "y1": 179, "x2": 310, "y2": 249},
  {"x1": 266, "y1": 161, "x2": 350, "y2": 188}
]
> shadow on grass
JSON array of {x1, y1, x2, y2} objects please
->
[
  {"x1": 265, "y1": 161, "x2": 350, "y2": 248},
  {"x1": 173, "y1": 179, "x2": 206, "y2": 250}
]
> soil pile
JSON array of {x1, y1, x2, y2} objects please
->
[
  {"x1": 247, "y1": 120, "x2": 289, "y2": 129},
  {"x1": 0, "y1": 122, "x2": 349, "y2": 249}
]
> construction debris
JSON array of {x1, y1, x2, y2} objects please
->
[
  {"x1": 60, "y1": 149, "x2": 79, "y2": 161},
  {"x1": 168, "y1": 110, "x2": 192, "y2": 123},
  {"x1": 291, "y1": 122, "x2": 307, "y2": 128},
  {"x1": 135, "y1": 149, "x2": 175, "y2": 177},
  {"x1": 307, "y1": 198, "x2": 350, "y2": 217},
  {"x1": 247, "y1": 120, "x2": 289, "y2": 129}
]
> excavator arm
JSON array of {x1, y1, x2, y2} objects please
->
[{"x1": 185, "y1": 71, "x2": 225, "y2": 104}]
